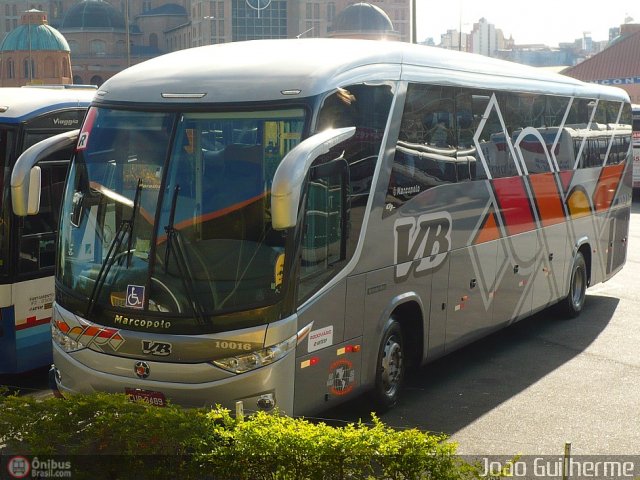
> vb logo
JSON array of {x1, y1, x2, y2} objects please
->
[
  {"x1": 394, "y1": 212, "x2": 452, "y2": 280},
  {"x1": 142, "y1": 340, "x2": 172, "y2": 356}
]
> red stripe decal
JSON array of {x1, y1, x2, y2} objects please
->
[
  {"x1": 559, "y1": 170, "x2": 573, "y2": 193},
  {"x1": 15, "y1": 317, "x2": 52, "y2": 331},
  {"x1": 493, "y1": 177, "x2": 536, "y2": 236}
]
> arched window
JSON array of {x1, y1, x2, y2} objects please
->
[
  {"x1": 149, "y1": 33, "x2": 158, "y2": 50},
  {"x1": 90, "y1": 75, "x2": 103, "y2": 86},
  {"x1": 44, "y1": 57, "x2": 55, "y2": 77},
  {"x1": 68, "y1": 40, "x2": 80, "y2": 54},
  {"x1": 23, "y1": 58, "x2": 35, "y2": 79},
  {"x1": 7, "y1": 59, "x2": 15, "y2": 79},
  {"x1": 62, "y1": 60, "x2": 70, "y2": 77},
  {"x1": 73, "y1": 74, "x2": 83, "y2": 84},
  {"x1": 90, "y1": 39, "x2": 107, "y2": 55}
]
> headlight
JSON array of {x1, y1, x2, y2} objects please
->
[
  {"x1": 51, "y1": 320, "x2": 86, "y2": 353},
  {"x1": 213, "y1": 334, "x2": 297, "y2": 374}
]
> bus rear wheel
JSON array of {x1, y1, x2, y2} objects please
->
[
  {"x1": 559, "y1": 251, "x2": 587, "y2": 318},
  {"x1": 371, "y1": 319, "x2": 405, "y2": 410}
]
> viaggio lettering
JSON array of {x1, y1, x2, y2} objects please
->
[
  {"x1": 53, "y1": 118, "x2": 79, "y2": 126},
  {"x1": 114, "y1": 314, "x2": 171, "y2": 329}
]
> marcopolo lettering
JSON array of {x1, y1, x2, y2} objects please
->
[
  {"x1": 394, "y1": 212, "x2": 452, "y2": 280},
  {"x1": 114, "y1": 314, "x2": 171, "y2": 329}
]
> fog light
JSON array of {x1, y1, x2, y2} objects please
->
[{"x1": 257, "y1": 394, "x2": 275, "y2": 411}]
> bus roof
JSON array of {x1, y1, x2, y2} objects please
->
[
  {"x1": 0, "y1": 86, "x2": 96, "y2": 124},
  {"x1": 96, "y1": 39, "x2": 630, "y2": 106}
]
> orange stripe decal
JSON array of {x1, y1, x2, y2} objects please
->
[
  {"x1": 474, "y1": 211, "x2": 501, "y2": 244},
  {"x1": 593, "y1": 164, "x2": 625, "y2": 213},
  {"x1": 529, "y1": 173, "x2": 565, "y2": 227}
]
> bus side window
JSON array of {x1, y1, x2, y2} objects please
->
[
  {"x1": 316, "y1": 83, "x2": 394, "y2": 258},
  {"x1": 297, "y1": 159, "x2": 348, "y2": 303},
  {"x1": 18, "y1": 160, "x2": 68, "y2": 275},
  {"x1": 386, "y1": 83, "x2": 458, "y2": 213}
]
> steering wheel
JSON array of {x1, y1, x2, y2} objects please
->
[{"x1": 150, "y1": 276, "x2": 183, "y2": 313}]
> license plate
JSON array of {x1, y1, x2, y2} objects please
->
[{"x1": 125, "y1": 388, "x2": 167, "y2": 407}]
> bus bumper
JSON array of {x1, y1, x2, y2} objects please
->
[
  {"x1": 48, "y1": 364, "x2": 64, "y2": 399},
  {"x1": 51, "y1": 342, "x2": 296, "y2": 414}
]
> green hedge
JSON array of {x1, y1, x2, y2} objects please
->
[{"x1": 0, "y1": 391, "x2": 481, "y2": 479}]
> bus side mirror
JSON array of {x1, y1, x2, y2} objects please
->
[
  {"x1": 12, "y1": 129, "x2": 80, "y2": 217},
  {"x1": 26, "y1": 166, "x2": 42, "y2": 215},
  {"x1": 271, "y1": 127, "x2": 355, "y2": 230}
]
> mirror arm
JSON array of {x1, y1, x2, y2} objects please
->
[
  {"x1": 11, "y1": 129, "x2": 80, "y2": 217},
  {"x1": 271, "y1": 127, "x2": 355, "y2": 230}
]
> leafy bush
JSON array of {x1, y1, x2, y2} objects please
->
[{"x1": 0, "y1": 392, "x2": 480, "y2": 479}]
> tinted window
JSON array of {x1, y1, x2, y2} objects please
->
[
  {"x1": 316, "y1": 83, "x2": 393, "y2": 258},
  {"x1": 387, "y1": 84, "x2": 459, "y2": 212},
  {"x1": 18, "y1": 162, "x2": 67, "y2": 275}
]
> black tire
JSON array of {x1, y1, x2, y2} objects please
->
[
  {"x1": 558, "y1": 251, "x2": 587, "y2": 318},
  {"x1": 371, "y1": 319, "x2": 405, "y2": 411}
]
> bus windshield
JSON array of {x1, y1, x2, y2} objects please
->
[{"x1": 58, "y1": 106, "x2": 305, "y2": 328}]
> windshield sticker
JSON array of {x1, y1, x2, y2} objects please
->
[
  {"x1": 76, "y1": 106, "x2": 97, "y2": 151},
  {"x1": 126, "y1": 285, "x2": 145, "y2": 309},
  {"x1": 327, "y1": 359, "x2": 355, "y2": 396},
  {"x1": 308, "y1": 325, "x2": 333, "y2": 353},
  {"x1": 273, "y1": 253, "x2": 285, "y2": 291}
]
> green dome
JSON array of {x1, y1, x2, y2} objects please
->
[{"x1": 0, "y1": 23, "x2": 70, "y2": 52}]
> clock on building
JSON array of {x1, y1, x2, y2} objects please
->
[{"x1": 246, "y1": 0, "x2": 272, "y2": 18}]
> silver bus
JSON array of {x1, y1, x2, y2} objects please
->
[
  {"x1": 13, "y1": 39, "x2": 632, "y2": 414},
  {"x1": 632, "y1": 105, "x2": 640, "y2": 190},
  {"x1": 0, "y1": 86, "x2": 94, "y2": 374}
]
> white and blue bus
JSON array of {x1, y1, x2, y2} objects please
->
[
  {"x1": 0, "y1": 86, "x2": 94, "y2": 374},
  {"x1": 13, "y1": 40, "x2": 632, "y2": 414}
]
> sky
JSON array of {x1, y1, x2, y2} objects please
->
[{"x1": 416, "y1": 0, "x2": 640, "y2": 47}]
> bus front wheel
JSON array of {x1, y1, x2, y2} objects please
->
[
  {"x1": 559, "y1": 251, "x2": 587, "y2": 318},
  {"x1": 371, "y1": 319, "x2": 405, "y2": 410}
]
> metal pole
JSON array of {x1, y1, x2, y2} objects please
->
[
  {"x1": 562, "y1": 441, "x2": 571, "y2": 480},
  {"x1": 459, "y1": 0, "x2": 462, "y2": 51},
  {"x1": 411, "y1": 0, "x2": 417, "y2": 44},
  {"x1": 125, "y1": 0, "x2": 131, "y2": 67},
  {"x1": 28, "y1": 13, "x2": 32, "y2": 83}
]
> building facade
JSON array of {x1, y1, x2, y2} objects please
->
[
  {"x1": 563, "y1": 23, "x2": 640, "y2": 105},
  {"x1": 0, "y1": 9, "x2": 72, "y2": 86},
  {"x1": 468, "y1": 17, "x2": 508, "y2": 57},
  {"x1": 0, "y1": 0, "x2": 410, "y2": 86}
]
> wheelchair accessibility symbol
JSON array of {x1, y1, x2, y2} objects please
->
[{"x1": 126, "y1": 285, "x2": 145, "y2": 309}]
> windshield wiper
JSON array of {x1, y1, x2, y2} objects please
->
[
  {"x1": 126, "y1": 179, "x2": 143, "y2": 268},
  {"x1": 163, "y1": 185, "x2": 208, "y2": 325},
  {"x1": 85, "y1": 179, "x2": 143, "y2": 317}
]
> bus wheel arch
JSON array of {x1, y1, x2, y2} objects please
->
[
  {"x1": 559, "y1": 246, "x2": 589, "y2": 318},
  {"x1": 370, "y1": 300, "x2": 423, "y2": 410}
]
